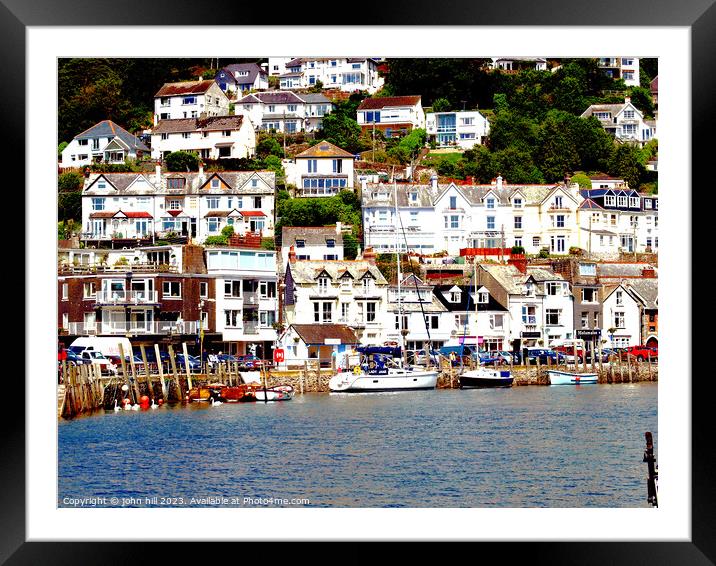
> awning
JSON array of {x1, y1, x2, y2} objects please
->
[
  {"x1": 214, "y1": 142, "x2": 235, "y2": 147},
  {"x1": 240, "y1": 211, "x2": 266, "y2": 217}
]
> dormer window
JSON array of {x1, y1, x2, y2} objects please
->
[
  {"x1": 318, "y1": 277, "x2": 329, "y2": 293},
  {"x1": 97, "y1": 180, "x2": 106, "y2": 189},
  {"x1": 554, "y1": 196, "x2": 563, "y2": 208},
  {"x1": 211, "y1": 178, "x2": 220, "y2": 188},
  {"x1": 326, "y1": 239, "x2": 335, "y2": 248},
  {"x1": 362, "y1": 278, "x2": 373, "y2": 293},
  {"x1": 410, "y1": 192, "x2": 417, "y2": 202},
  {"x1": 340, "y1": 276, "x2": 352, "y2": 290},
  {"x1": 616, "y1": 290, "x2": 624, "y2": 306},
  {"x1": 644, "y1": 199, "x2": 652, "y2": 209},
  {"x1": 295, "y1": 239, "x2": 305, "y2": 248},
  {"x1": 449, "y1": 196, "x2": 457, "y2": 209},
  {"x1": 167, "y1": 178, "x2": 185, "y2": 190},
  {"x1": 513, "y1": 198, "x2": 522, "y2": 208},
  {"x1": 605, "y1": 195, "x2": 616, "y2": 206},
  {"x1": 486, "y1": 198, "x2": 495, "y2": 209},
  {"x1": 526, "y1": 282, "x2": 534, "y2": 296},
  {"x1": 449, "y1": 290, "x2": 461, "y2": 303},
  {"x1": 618, "y1": 196, "x2": 627, "y2": 207},
  {"x1": 629, "y1": 197, "x2": 639, "y2": 207},
  {"x1": 477, "y1": 291, "x2": 488, "y2": 303},
  {"x1": 578, "y1": 263, "x2": 596, "y2": 276}
]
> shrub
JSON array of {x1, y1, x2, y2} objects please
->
[
  {"x1": 511, "y1": 246, "x2": 525, "y2": 254},
  {"x1": 204, "y1": 235, "x2": 229, "y2": 246},
  {"x1": 538, "y1": 247, "x2": 550, "y2": 259},
  {"x1": 221, "y1": 225, "x2": 235, "y2": 238},
  {"x1": 165, "y1": 151, "x2": 200, "y2": 172},
  {"x1": 260, "y1": 238, "x2": 275, "y2": 250}
]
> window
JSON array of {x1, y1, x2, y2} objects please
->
[
  {"x1": 486, "y1": 198, "x2": 495, "y2": 209},
  {"x1": 61, "y1": 283, "x2": 68, "y2": 300},
  {"x1": 162, "y1": 281, "x2": 181, "y2": 298},
  {"x1": 314, "y1": 302, "x2": 332, "y2": 323},
  {"x1": 550, "y1": 235, "x2": 566, "y2": 253},
  {"x1": 161, "y1": 133, "x2": 169, "y2": 140},
  {"x1": 616, "y1": 290, "x2": 624, "y2": 306},
  {"x1": 614, "y1": 311, "x2": 625, "y2": 328},
  {"x1": 424, "y1": 314, "x2": 439, "y2": 329},
  {"x1": 489, "y1": 314, "x2": 504, "y2": 330},
  {"x1": 341, "y1": 303, "x2": 350, "y2": 322},
  {"x1": 581, "y1": 312, "x2": 589, "y2": 329},
  {"x1": 332, "y1": 160, "x2": 343, "y2": 173},
  {"x1": 623, "y1": 110, "x2": 635, "y2": 119},
  {"x1": 91, "y1": 198, "x2": 105, "y2": 211},
  {"x1": 514, "y1": 216, "x2": 522, "y2": 229},
  {"x1": 513, "y1": 198, "x2": 522, "y2": 208},
  {"x1": 449, "y1": 196, "x2": 457, "y2": 209},
  {"x1": 366, "y1": 303, "x2": 377, "y2": 323},
  {"x1": 545, "y1": 309, "x2": 561, "y2": 326},
  {"x1": 546, "y1": 282, "x2": 565, "y2": 296},
  {"x1": 477, "y1": 290, "x2": 488, "y2": 303},
  {"x1": 224, "y1": 280, "x2": 241, "y2": 298},
  {"x1": 554, "y1": 196, "x2": 563, "y2": 208},
  {"x1": 582, "y1": 288, "x2": 597, "y2": 303},
  {"x1": 605, "y1": 195, "x2": 616, "y2": 206},
  {"x1": 225, "y1": 310, "x2": 241, "y2": 328},
  {"x1": 199, "y1": 282, "x2": 208, "y2": 298},
  {"x1": 532, "y1": 237, "x2": 540, "y2": 247},
  {"x1": 253, "y1": 197, "x2": 262, "y2": 209},
  {"x1": 181, "y1": 132, "x2": 191, "y2": 139},
  {"x1": 62, "y1": 313, "x2": 68, "y2": 329},
  {"x1": 295, "y1": 239, "x2": 305, "y2": 248},
  {"x1": 167, "y1": 178, "x2": 185, "y2": 190},
  {"x1": 183, "y1": 96, "x2": 196, "y2": 105},
  {"x1": 307, "y1": 159, "x2": 317, "y2": 173},
  {"x1": 522, "y1": 305, "x2": 536, "y2": 324},
  {"x1": 487, "y1": 216, "x2": 495, "y2": 230},
  {"x1": 83, "y1": 282, "x2": 96, "y2": 299},
  {"x1": 318, "y1": 277, "x2": 330, "y2": 294},
  {"x1": 395, "y1": 314, "x2": 409, "y2": 330},
  {"x1": 362, "y1": 278, "x2": 373, "y2": 294},
  {"x1": 206, "y1": 197, "x2": 219, "y2": 209},
  {"x1": 340, "y1": 277, "x2": 352, "y2": 291},
  {"x1": 259, "y1": 281, "x2": 276, "y2": 298},
  {"x1": 553, "y1": 215, "x2": 565, "y2": 228},
  {"x1": 207, "y1": 217, "x2": 220, "y2": 233}
]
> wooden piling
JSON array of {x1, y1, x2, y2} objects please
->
[
  {"x1": 117, "y1": 343, "x2": 131, "y2": 402},
  {"x1": 155, "y1": 344, "x2": 167, "y2": 400},
  {"x1": 139, "y1": 344, "x2": 153, "y2": 401},
  {"x1": 181, "y1": 342, "x2": 193, "y2": 390},
  {"x1": 168, "y1": 344, "x2": 182, "y2": 401}
]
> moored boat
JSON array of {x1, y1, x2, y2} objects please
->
[
  {"x1": 187, "y1": 386, "x2": 212, "y2": 402},
  {"x1": 219, "y1": 383, "x2": 260, "y2": 402},
  {"x1": 255, "y1": 385, "x2": 294, "y2": 402},
  {"x1": 329, "y1": 350, "x2": 438, "y2": 392},
  {"x1": 547, "y1": 370, "x2": 599, "y2": 385},
  {"x1": 459, "y1": 366, "x2": 513, "y2": 388}
]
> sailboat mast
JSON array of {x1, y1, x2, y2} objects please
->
[
  {"x1": 394, "y1": 180, "x2": 405, "y2": 365},
  {"x1": 474, "y1": 255, "x2": 479, "y2": 357}
]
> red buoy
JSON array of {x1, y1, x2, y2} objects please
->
[
  {"x1": 122, "y1": 398, "x2": 131, "y2": 405},
  {"x1": 158, "y1": 399, "x2": 164, "y2": 405}
]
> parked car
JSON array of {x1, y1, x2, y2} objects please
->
[
  {"x1": 439, "y1": 345, "x2": 477, "y2": 366},
  {"x1": 491, "y1": 351, "x2": 516, "y2": 365},
  {"x1": 406, "y1": 349, "x2": 440, "y2": 366},
  {"x1": 621, "y1": 345, "x2": 658, "y2": 361},
  {"x1": 106, "y1": 354, "x2": 145, "y2": 371},
  {"x1": 552, "y1": 344, "x2": 587, "y2": 363},
  {"x1": 478, "y1": 351, "x2": 502, "y2": 365},
  {"x1": 525, "y1": 348, "x2": 565, "y2": 365},
  {"x1": 59, "y1": 348, "x2": 86, "y2": 366},
  {"x1": 79, "y1": 349, "x2": 117, "y2": 374}
]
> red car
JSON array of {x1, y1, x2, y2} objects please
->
[{"x1": 622, "y1": 345, "x2": 658, "y2": 361}]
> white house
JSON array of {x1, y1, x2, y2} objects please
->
[
  {"x1": 279, "y1": 57, "x2": 383, "y2": 93},
  {"x1": 60, "y1": 120, "x2": 149, "y2": 169},
  {"x1": 597, "y1": 57, "x2": 640, "y2": 87},
  {"x1": 150, "y1": 115, "x2": 256, "y2": 161},
  {"x1": 425, "y1": 110, "x2": 490, "y2": 149},
  {"x1": 357, "y1": 95, "x2": 425, "y2": 138},
  {"x1": 282, "y1": 250, "x2": 391, "y2": 346},
  {"x1": 214, "y1": 63, "x2": 268, "y2": 96},
  {"x1": 490, "y1": 57, "x2": 548, "y2": 72},
  {"x1": 206, "y1": 246, "x2": 278, "y2": 358},
  {"x1": 287, "y1": 140, "x2": 355, "y2": 196},
  {"x1": 80, "y1": 166, "x2": 276, "y2": 244},
  {"x1": 235, "y1": 91, "x2": 333, "y2": 133},
  {"x1": 602, "y1": 284, "x2": 642, "y2": 348},
  {"x1": 267, "y1": 57, "x2": 293, "y2": 77},
  {"x1": 581, "y1": 97, "x2": 656, "y2": 144},
  {"x1": 153, "y1": 80, "x2": 230, "y2": 125}
]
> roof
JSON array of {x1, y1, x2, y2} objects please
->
[
  {"x1": 219, "y1": 63, "x2": 267, "y2": 85},
  {"x1": 288, "y1": 260, "x2": 387, "y2": 285},
  {"x1": 295, "y1": 141, "x2": 354, "y2": 159},
  {"x1": 152, "y1": 115, "x2": 245, "y2": 134},
  {"x1": 433, "y1": 284, "x2": 507, "y2": 313},
  {"x1": 579, "y1": 198, "x2": 604, "y2": 210},
  {"x1": 289, "y1": 324, "x2": 359, "y2": 345},
  {"x1": 236, "y1": 91, "x2": 305, "y2": 105},
  {"x1": 625, "y1": 278, "x2": 658, "y2": 309},
  {"x1": 74, "y1": 120, "x2": 149, "y2": 152},
  {"x1": 597, "y1": 263, "x2": 658, "y2": 279},
  {"x1": 298, "y1": 93, "x2": 332, "y2": 104},
  {"x1": 282, "y1": 226, "x2": 343, "y2": 247},
  {"x1": 89, "y1": 210, "x2": 152, "y2": 219},
  {"x1": 526, "y1": 266, "x2": 565, "y2": 283},
  {"x1": 650, "y1": 76, "x2": 658, "y2": 93},
  {"x1": 479, "y1": 264, "x2": 528, "y2": 295},
  {"x1": 357, "y1": 96, "x2": 422, "y2": 110},
  {"x1": 154, "y1": 80, "x2": 217, "y2": 97}
]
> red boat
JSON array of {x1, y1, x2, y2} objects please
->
[{"x1": 218, "y1": 383, "x2": 260, "y2": 403}]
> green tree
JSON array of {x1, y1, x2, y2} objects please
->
[
  {"x1": 58, "y1": 141, "x2": 68, "y2": 159},
  {"x1": 58, "y1": 192, "x2": 82, "y2": 222},
  {"x1": 626, "y1": 86, "x2": 655, "y2": 118},
  {"x1": 165, "y1": 151, "x2": 200, "y2": 172},
  {"x1": 319, "y1": 111, "x2": 363, "y2": 154},
  {"x1": 608, "y1": 144, "x2": 646, "y2": 188},
  {"x1": 570, "y1": 173, "x2": 592, "y2": 189},
  {"x1": 432, "y1": 97, "x2": 451, "y2": 112},
  {"x1": 343, "y1": 233, "x2": 359, "y2": 260},
  {"x1": 58, "y1": 171, "x2": 83, "y2": 192},
  {"x1": 256, "y1": 136, "x2": 283, "y2": 158},
  {"x1": 537, "y1": 110, "x2": 581, "y2": 181}
]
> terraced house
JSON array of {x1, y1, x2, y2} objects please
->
[
  {"x1": 235, "y1": 91, "x2": 333, "y2": 133},
  {"x1": 279, "y1": 57, "x2": 383, "y2": 93},
  {"x1": 80, "y1": 166, "x2": 275, "y2": 244}
]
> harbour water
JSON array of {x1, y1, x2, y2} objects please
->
[{"x1": 58, "y1": 383, "x2": 657, "y2": 508}]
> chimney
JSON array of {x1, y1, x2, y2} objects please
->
[
  {"x1": 288, "y1": 245, "x2": 297, "y2": 264},
  {"x1": 356, "y1": 246, "x2": 362, "y2": 260},
  {"x1": 496, "y1": 175, "x2": 503, "y2": 190},
  {"x1": 508, "y1": 255, "x2": 528, "y2": 274},
  {"x1": 641, "y1": 267, "x2": 656, "y2": 278},
  {"x1": 335, "y1": 221, "x2": 342, "y2": 235},
  {"x1": 625, "y1": 96, "x2": 631, "y2": 104},
  {"x1": 83, "y1": 167, "x2": 91, "y2": 178},
  {"x1": 430, "y1": 175, "x2": 438, "y2": 190},
  {"x1": 198, "y1": 161, "x2": 205, "y2": 183},
  {"x1": 155, "y1": 162, "x2": 162, "y2": 185},
  {"x1": 363, "y1": 246, "x2": 376, "y2": 265},
  {"x1": 361, "y1": 177, "x2": 368, "y2": 192}
]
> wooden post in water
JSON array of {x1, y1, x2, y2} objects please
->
[
  {"x1": 303, "y1": 361, "x2": 308, "y2": 393},
  {"x1": 644, "y1": 431, "x2": 658, "y2": 507},
  {"x1": 155, "y1": 344, "x2": 167, "y2": 401},
  {"x1": 168, "y1": 344, "x2": 182, "y2": 401},
  {"x1": 647, "y1": 352, "x2": 653, "y2": 380},
  {"x1": 139, "y1": 345, "x2": 153, "y2": 401},
  {"x1": 93, "y1": 363, "x2": 103, "y2": 408},
  {"x1": 127, "y1": 348, "x2": 140, "y2": 402},
  {"x1": 117, "y1": 343, "x2": 131, "y2": 402},
  {"x1": 181, "y1": 342, "x2": 193, "y2": 390},
  {"x1": 627, "y1": 353, "x2": 632, "y2": 383}
]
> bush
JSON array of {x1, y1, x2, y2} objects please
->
[
  {"x1": 511, "y1": 246, "x2": 525, "y2": 254},
  {"x1": 58, "y1": 171, "x2": 83, "y2": 192},
  {"x1": 260, "y1": 238, "x2": 275, "y2": 250},
  {"x1": 204, "y1": 235, "x2": 229, "y2": 246},
  {"x1": 165, "y1": 151, "x2": 200, "y2": 172},
  {"x1": 221, "y1": 225, "x2": 235, "y2": 238},
  {"x1": 538, "y1": 247, "x2": 550, "y2": 259}
]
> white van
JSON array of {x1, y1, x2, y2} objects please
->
[{"x1": 69, "y1": 336, "x2": 133, "y2": 358}]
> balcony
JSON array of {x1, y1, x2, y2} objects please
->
[
  {"x1": 95, "y1": 290, "x2": 160, "y2": 305},
  {"x1": 243, "y1": 321, "x2": 259, "y2": 334},
  {"x1": 58, "y1": 263, "x2": 179, "y2": 275},
  {"x1": 68, "y1": 321, "x2": 199, "y2": 336},
  {"x1": 243, "y1": 291, "x2": 259, "y2": 305},
  {"x1": 369, "y1": 225, "x2": 396, "y2": 233}
]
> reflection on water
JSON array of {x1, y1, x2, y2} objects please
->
[{"x1": 59, "y1": 384, "x2": 657, "y2": 508}]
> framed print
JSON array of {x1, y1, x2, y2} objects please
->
[{"x1": 5, "y1": 0, "x2": 711, "y2": 560}]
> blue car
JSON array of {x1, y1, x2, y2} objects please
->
[{"x1": 525, "y1": 348, "x2": 565, "y2": 365}]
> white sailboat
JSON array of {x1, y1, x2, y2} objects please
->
[{"x1": 329, "y1": 181, "x2": 438, "y2": 393}]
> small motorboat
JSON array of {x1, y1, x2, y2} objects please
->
[
  {"x1": 255, "y1": 385, "x2": 294, "y2": 402},
  {"x1": 218, "y1": 383, "x2": 260, "y2": 403},
  {"x1": 459, "y1": 367, "x2": 513, "y2": 388},
  {"x1": 547, "y1": 370, "x2": 599, "y2": 385},
  {"x1": 187, "y1": 386, "x2": 212, "y2": 402}
]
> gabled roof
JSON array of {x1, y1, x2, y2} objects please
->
[
  {"x1": 281, "y1": 226, "x2": 343, "y2": 247},
  {"x1": 236, "y1": 91, "x2": 305, "y2": 105},
  {"x1": 219, "y1": 63, "x2": 267, "y2": 85},
  {"x1": 74, "y1": 120, "x2": 149, "y2": 152},
  {"x1": 288, "y1": 260, "x2": 387, "y2": 285},
  {"x1": 357, "y1": 96, "x2": 422, "y2": 110},
  {"x1": 298, "y1": 93, "x2": 332, "y2": 104},
  {"x1": 433, "y1": 284, "x2": 507, "y2": 313},
  {"x1": 295, "y1": 141, "x2": 354, "y2": 159},
  {"x1": 579, "y1": 198, "x2": 604, "y2": 210},
  {"x1": 154, "y1": 80, "x2": 217, "y2": 97},
  {"x1": 152, "y1": 115, "x2": 245, "y2": 134}
]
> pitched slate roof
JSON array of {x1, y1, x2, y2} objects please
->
[
  {"x1": 579, "y1": 198, "x2": 604, "y2": 209},
  {"x1": 357, "y1": 96, "x2": 422, "y2": 110},
  {"x1": 362, "y1": 183, "x2": 444, "y2": 207},
  {"x1": 154, "y1": 80, "x2": 217, "y2": 97},
  {"x1": 526, "y1": 266, "x2": 565, "y2": 283},
  {"x1": 433, "y1": 284, "x2": 507, "y2": 312},
  {"x1": 236, "y1": 91, "x2": 305, "y2": 105},
  {"x1": 597, "y1": 263, "x2": 658, "y2": 278},
  {"x1": 221, "y1": 63, "x2": 267, "y2": 84},
  {"x1": 281, "y1": 226, "x2": 343, "y2": 247},
  {"x1": 74, "y1": 120, "x2": 149, "y2": 152},
  {"x1": 152, "y1": 115, "x2": 245, "y2": 134},
  {"x1": 625, "y1": 278, "x2": 658, "y2": 309},
  {"x1": 298, "y1": 93, "x2": 333, "y2": 104},
  {"x1": 288, "y1": 259, "x2": 387, "y2": 285},
  {"x1": 289, "y1": 324, "x2": 359, "y2": 345},
  {"x1": 479, "y1": 264, "x2": 529, "y2": 295},
  {"x1": 295, "y1": 141, "x2": 354, "y2": 159}
]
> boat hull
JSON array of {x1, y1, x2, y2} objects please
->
[
  {"x1": 256, "y1": 385, "x2": 294, "y2": 402},
  {"x1": 547, "y1": 370, "x2": 599, "y2": 385},
  {"x1": 459, "y1": 368, "x2": 513, "y2": 388},
  {"x1": 329, "y1": 370, "x2": 438, "y2": 392}
]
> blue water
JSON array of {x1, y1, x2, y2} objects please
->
[{"x1": 58, "y1": 383, "x2": 657, "y2": 508}]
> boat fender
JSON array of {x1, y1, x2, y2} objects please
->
[{"x1": 353, "y1": 365, "x2": 361, "y2": 375}]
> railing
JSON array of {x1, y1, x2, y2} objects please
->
[
  {"x1": 369, "y1": 225, "x2": 396, "y2": 232},
  {"x1": 68, "y1": 321, "x2": 199, "y2": 336},
  {"x1": 243, "y1": 322, "x2": 258, "y2": 334},
  {"x1": 94, "y1": 290, "x2": 159, "y2": 304},
  {"x1": 58, "y1": 263, "x2": 178, "y2": 275},
  {"x1": 243, "y1": 291, "x2": 259, "y2": 305}
]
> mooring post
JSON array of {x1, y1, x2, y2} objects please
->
[
  {"x1": 154, "y1": 344, "x2": 167, "y2": 401},
  {"x1": 181, "y1": 342, "x2": 193, "y2": 390},
  {"x1": 139, "y1": 344, "x2": 153, "y2": 401},
  {"x1": 644, "y1": 431, "x2": 658, "y2": 507},
  {"x1": 168, "y1": 344, "x2": 182, "y2": 401}
]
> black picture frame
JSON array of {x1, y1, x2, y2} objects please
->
[{"x1": 6, "y1": 0, "x2": 710, "y2": 561}]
